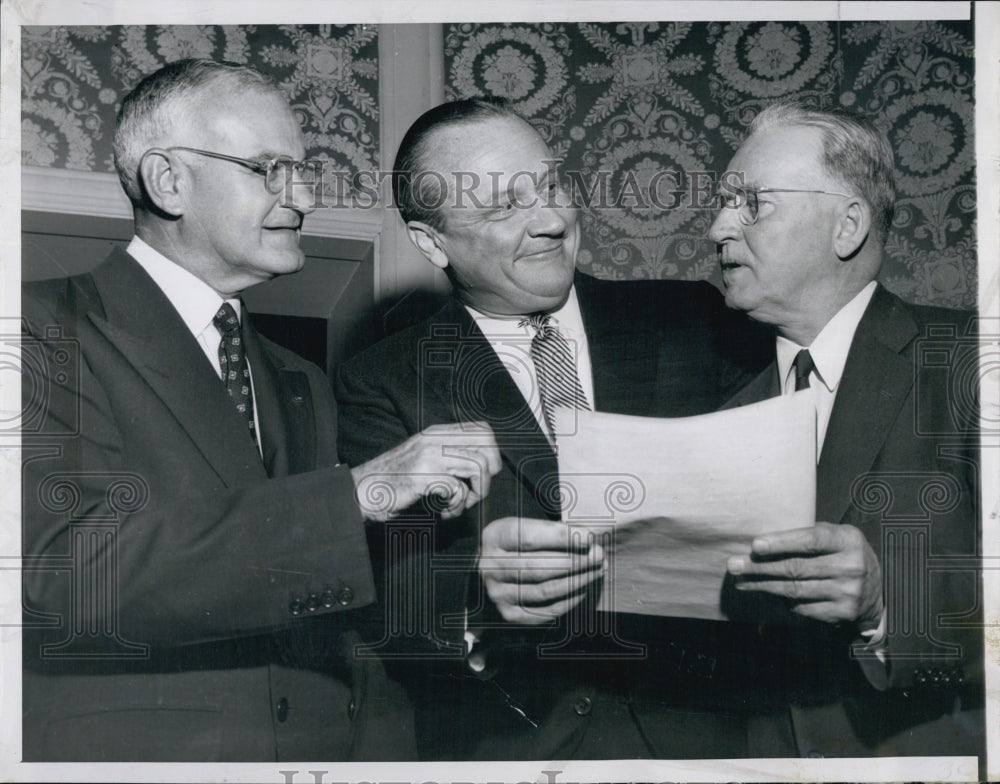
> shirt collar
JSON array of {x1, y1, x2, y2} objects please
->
[
  {"x1": 127, "y1": 235, "x2": 237, "y2": 337},
  {"x1": 776, "y1": 281, "x2": 878, "y2": 394},
  {"x1": 464, "y1": 285, "x2": 584, "y2": 339}
]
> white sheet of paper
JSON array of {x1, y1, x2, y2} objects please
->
[{"x1": 554, "y1": 392, "x2": 816, "y2": 621}]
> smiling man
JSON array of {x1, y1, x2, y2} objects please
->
[
  {"x1": 336, "y1": 98, "x2": 771, "y2": 760},
  {"x1": 20, "y1": 60, "x2": 501, "y2": 762},
  {"x1": 710, "y1": 100, "x2": 983, "y2": 761}
]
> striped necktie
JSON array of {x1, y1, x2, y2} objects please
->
[{"x1": 523, "y1": 313, "x2": 590, "y2": 438}]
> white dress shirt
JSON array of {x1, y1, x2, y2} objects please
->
[
  {"x1": 127, "y1": 236, "x2": 261, "y2": 454},
  {"x1": 776, "y1": 281, "x2": 878, "y2": 459},
  {"x1": 465, "y1": 285, "x2": 594, "y2": 439}
]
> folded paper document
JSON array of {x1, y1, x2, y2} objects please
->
[{"x1": 554, "y1": 392, "x2": 816, "y2": 621}]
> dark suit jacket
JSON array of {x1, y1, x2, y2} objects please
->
[
  {"x1": 336, "y1": 273, "x2": 773, "y2": 759},
  {"x1": 724, "y1": 284, "x2": 983, "y2": 760},
  {"x1": 20, "y1": 249, "x2": 413, "y2": 761}
]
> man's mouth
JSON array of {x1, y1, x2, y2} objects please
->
[
  {"x1": 264, "y1": 225, "x2": 302, "y2": 236},
  {"x1": 519, "y1": 245, "x2": 564, "y2": 260}
]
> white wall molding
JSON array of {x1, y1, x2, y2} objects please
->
[{"x1": 21, "y1": 164, "x2": 385, "y2": 242}]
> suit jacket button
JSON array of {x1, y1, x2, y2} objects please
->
[
  {"x1": 276, "y1": 697, "x2": 289, "y2": 723},
  {"x1": 338, "y1": 587, "x2": 354, "y2": 606},
  {"x1": 467, "y1": 651, "x2": 487, "y2": 673},
  {"x1": 573, "y1": 697, "x2": 592, "y2": 716},
  {"x1": 306, "y1": 593, "x2": 321, "y2": 612},
  {"x1": 348, "y1": 698, "x2": 356, "y2": 719},
  {"x1": 321, "y1": 588, "x2": 337, "y2": 608},
  {"x1": 288, "y1": 598, "x2": 305, "y2": 616}
]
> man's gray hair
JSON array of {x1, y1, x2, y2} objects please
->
[
  {"x1": 750, "y1": 100, "x2": 896, "y2": 241},
  {"x1": 113, "y1": 59, "x2": 282, "y2": 206}
]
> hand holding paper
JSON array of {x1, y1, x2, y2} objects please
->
[
  {"x1": 554, "y1": 392, "x2": 818, "y2": 621},
  {"x1": 728, "y1": 521, "x2": 884, "y2": 631},
  {"x1": 479, "y1": 516, "x2": 605, "y2": 624}
]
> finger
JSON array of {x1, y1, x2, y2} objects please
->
[
  {"x1": 488, "y1": 568, "x2": 602, "y2": 606},
  {"x1": 733, "y1": 576, "x2": 840, "y2": 603},
  {"x1": 496, "y1": 590, "x2": 589, "y2": 624},
  {"x1": 519, "y1": 569, "x2": 605, "y2": 606},
  {"x1": 437, "y1": 481, "x2": 470, "y2": 520},
  {"x1": 494, "y1": 518, "x2": 594, "y2": 554},
  {"x1": 481, "y1": 552, "x2": 605, "y2": 583},
  {"x1": 751, "y1": 522, "x2": 849, "y2": 558},
  {"x1": 727, "y1": 553, "x2": 857, "y2": 580},
  {"x1": 465, "y1": 466, "x2": 490, "y2": 510},
  {"x1": 787, "y1": 600, "x2": 853, "y2": 625},
  {"x1": 493, "y1": 586, "x2": 592, "y2": 624}
]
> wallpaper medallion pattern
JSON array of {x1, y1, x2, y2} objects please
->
[
  {"x1": 21, "y1": 21, "x2": 975, "y2": 308},
  {"x1": 21, "y1": 24, "x2": 380, "y2": 199},
  {"x1": 443, "y1": 20, "x2": 976, "y2": 308}
]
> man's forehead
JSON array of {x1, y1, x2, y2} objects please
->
[
  {"x1": 427, "y1": 116, "x2": 550, "y2": 172},
  {"x1": 731, "y1": 124, "x2": 825, "y2": 184},
  {"x1": 191, "y1": 87, "x2": 302, "y2": 153}
]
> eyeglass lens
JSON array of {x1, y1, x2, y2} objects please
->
[{"x1": 264, "y1": 159, "x2": 319, "y2": 194}]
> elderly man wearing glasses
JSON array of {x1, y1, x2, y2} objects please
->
[
  {"x1": 20, "y1": 58, "x2": 500, "y2": 762},
  {"x1": 709, "y1": 100, "x2": 983, "y2": 762}
]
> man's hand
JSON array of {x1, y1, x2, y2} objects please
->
[
  {"x1": 351, "y1": 422, "x2": 501, "y2": 521},
  {"x1": 727, "y1": 522, "x2": 883, "y2": 631},
  {"x1": 479, "y1": 517, "x2": 605, "y2": 625}
]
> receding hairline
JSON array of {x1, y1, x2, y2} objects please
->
[
  {"x1": 412, "y1": 112, "x2": 538, "y2": 174},
  {"x1": 738, "y1": 123, "x2": 835, "y2": 184}
]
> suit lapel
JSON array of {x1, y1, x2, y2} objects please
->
[
  {"x1": 721, "y1": 287, "x2": 917, "y2": 525},
  {"x1": 418, "y1": 299, "x2": 558, "y2": 514},
  {"x1": 816, "y1": 286, "x2": 917, "y2": 523},
  {"x1": 577, "y1": 274, "x2": 664, "y2": 414},
  {"x1": 241, "y1": 310, "x2": 317, "y2": 477},
  {"x1": 720, "y1": 361, "x2": 780, "y2": 410},
  {"x1": 87, "y1": 250, "x2": 267, "y2": 485}
]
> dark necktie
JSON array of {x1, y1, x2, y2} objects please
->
[
  {"x1": 213, "y1": 302, "x2": 258, "y2": 446},
  {"x1": 523, "y1": 313, "x2": 590, "y2": 438},
  {"x1": 793, "y1": 348, "x2": 815, "y2": 391}
]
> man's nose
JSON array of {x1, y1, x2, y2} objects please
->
[
  {"x1": 277, "y1": 169, "x2": 319, "y2": 215},
  {"x1": 526, "y1": 196, "x2": 574, "y2": 237},
  {"x1": 282, "y1": 184, "x2": 318, "y2": 216},
  {"x1": 707, "y1": 203, "x2": 741, "y2": 244}
]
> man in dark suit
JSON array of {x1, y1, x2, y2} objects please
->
[
  {"x1": 709, "y1": 101, "x2": 983, "y2": 760},
  {"x1": 336, "y1": 98, "x2": 771, "y2": 759},
  {"x1": 20, "y1": 59, "x2": 499, "y2": 762}
]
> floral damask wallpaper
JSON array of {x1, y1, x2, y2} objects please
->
[
  {"x1": 21, "y1": 24, "x2": 380, "y2": 184},
  {"x1": 22, "y1": 21, "x2": 976, "y2": 308},
  {"x1": 444, "y1": 21, "x2": 976, "y2": 308}
]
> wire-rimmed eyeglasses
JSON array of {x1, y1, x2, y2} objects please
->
[
  {"x1": 150, "y1": 146, "x2": 319, "y2": 195},
  {"x1": 716, "y1": 184, "x2": 853, "y2": 226}
]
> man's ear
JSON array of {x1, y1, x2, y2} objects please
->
[
  {"x1": 138, "y1": 150, "x2": 185, "y2": 217},
  {"x1": 407, "y1": 222, "x2": 450, "y2": 269},
  {"x1": 833, "y1": 198, "x2": 871, "y2": 260}
]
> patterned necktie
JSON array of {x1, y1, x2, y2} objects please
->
[
  {"x1": 523, "y1": 313, "x2": 590, "y2": 438},
  {"x1": 793, "y1": 348, "x2": 815, "y2": 391},
  {"x1": 213, "y1": 302, "x2": 257, "y2": 446}
]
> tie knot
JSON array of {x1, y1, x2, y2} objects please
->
[
  {"x1": 520, "y1": 312, "x2": 552, "y2": 335},
  {"x1": 213, "y1": 302, "x2": 241, "y2": 336},
  {"x1": 793, "y1": 349, "x2": 815, "y2": 391}
]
